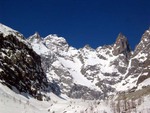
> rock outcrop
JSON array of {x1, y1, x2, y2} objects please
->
[
  {"x1": 113, "y1": 33, "x2": 131, "y2": 58},
  {"x1": 0, "y1": 34, "x2": 49, "y2": 100}
]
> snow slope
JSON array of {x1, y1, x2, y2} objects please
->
[
  {"x1": 0, "y1": 83, "x2": 113, "y2": 113},
  {"x1": 1, "y1": 83, "x2": 150, "y2": 113}
]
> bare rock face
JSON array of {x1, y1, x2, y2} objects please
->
[
  {"x1": 0, "y1": 34, "x2": 48, "y2": 100},
  {"x1": 113, "y1": 33, "x2": 131, "y2": 58},
  {"x1": 68, "y1": 84, "x2": 102, "y2": 100}
]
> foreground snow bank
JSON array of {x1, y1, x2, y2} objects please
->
[
  {"x1": 0, "y1": 83, "x2": 150, "y2": 113},
  {"x1": 0, "y1": 83, "x2": 113, "y2": 113}
]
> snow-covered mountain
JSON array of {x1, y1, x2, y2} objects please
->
[
  {"x1": 118, "y1": 29, "x2": 150, "y2": 91},
  {"x1": 27, "y1": 27, "x2": 150, "y2": 100},
  {"x1": 0, "y1": 23, "x2": 60, "y2": 101},
  {"x1": 0, "y1": 23, "x2": 150, "y2": 113}
]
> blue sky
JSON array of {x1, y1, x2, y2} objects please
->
[{"x1": 0, "y1": 0, "x2": 150, "y2": 49}]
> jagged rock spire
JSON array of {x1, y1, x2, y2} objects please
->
[{"x1": 113, "y1": 33, "x2": 131, "y2": 58}]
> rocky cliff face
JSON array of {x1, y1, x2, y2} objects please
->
[
  {"x1": 113, "y1": 33, "x2": 131, "y2": 57},
  {"x1": 0, "y1": 24, "x2": 49, "y2": 100}
]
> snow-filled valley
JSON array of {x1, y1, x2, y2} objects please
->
[
  {"x1": 1, "y1": 83, "x2": 150, "y2": 113},
  {"x1": 0, "y1": 83, "x2": 113, "y2": 113}
]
